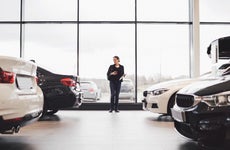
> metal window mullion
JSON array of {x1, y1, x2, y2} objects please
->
[
  {"x1": 19, "y1": 0, "x2": 24, "y2": 58},
  {"x1": 135, "y1": 0, "x2": 138, "y2": 103}
]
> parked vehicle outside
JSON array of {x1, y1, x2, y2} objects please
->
[
  {"x1": 119, "y1": 79, "x2": 134, "y2": 101},
  {"x1": 80, "y1": 81, "x2": 101, "y2": 101}
]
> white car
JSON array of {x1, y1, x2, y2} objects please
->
[
  {"x1": 142, "y1": 79, "x2": 196, "y2": 115},
  {"x1": 80, "y1": 81, "x2": 101, "y2": 101},
  {"x1": 119, "y1": 79, "x2": 134, "y2": 101},
  {"x1": 0, "y1": 56, "x2": 44, "y2": 134},
  {"x1": 142, "y1": 62, "x2": 230, "y2": 115}
]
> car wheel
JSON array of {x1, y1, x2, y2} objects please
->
[
  {"x1": 174, "y1": 120, "x2": 198, "y2": 140},
  {"x1": 46, "y1": 109, "x2": 59, "y2": 115},
  {"x1": 167, "y1": 93, "x2": 176, "y2": 115}
]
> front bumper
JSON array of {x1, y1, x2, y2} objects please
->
[
  {"x1": 172, "y1": 102, "x2": 230, "y2": 131},
  {"x1": 142, "y1": 94, "x2": 168, "y2": 114}
]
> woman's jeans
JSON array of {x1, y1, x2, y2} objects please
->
[{"x1": 109, "y1": 81, "x2": 121, "y2": 111}]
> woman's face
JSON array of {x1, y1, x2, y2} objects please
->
[{"x1": 113, "y1": 58, "x2": 119, "y2": 64}]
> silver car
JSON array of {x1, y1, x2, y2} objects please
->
[
  {"x1": 119, "y1": 79, "x2": 134, "y2": 101},
  {"x1": 80, "y1": 81, "x2": 101, "y2": 101}
]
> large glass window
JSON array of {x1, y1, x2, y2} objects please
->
[
  {"x1": 200, "y1": 0, "x2": 230, "y2": 22},
  {"x1": 80, "y1": 0, "x2": 134, "y2": 21},
  {"x1": 200, "y1": 25, "x2": 230, "y2": 74},
  {"x1": 0, "y1": 0, "x2": 192, "y2": 104},
  {"x1": 0, "y1": 24, "x2": 20, "y2": 57},
  {"x1": 0, "y1": 0, "x2": 20, "y2": 21},
  {"x1": 24, "y1": 0, "x2": 78, "y2": 21},
  {"x1": 79, "y1": 24, "x2": 135, "y2": 103},
  {"x1": 24, "y1": 24, "x2": 77, "y2": 75},
  {"x1": 137, "y1": 24, "x2": 189, "y2": 101},
  {"x1": 138, "y1": 0, "x2": 189, "y2": 21}
]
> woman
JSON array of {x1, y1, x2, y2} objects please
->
[{"x1": 107, "y1": 56, "x2": 124, "y2": 113}]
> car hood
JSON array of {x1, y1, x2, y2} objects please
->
[
  {"x1": 145, "y1": 78, "x2": 196, "y2": 91},
  {"x1": 178, "y1": 75, "x2": 230, "y2": 96}
]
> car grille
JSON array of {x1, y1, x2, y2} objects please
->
[{"x1": 176, "y1": 94, "x2": 194, "y2": 108}]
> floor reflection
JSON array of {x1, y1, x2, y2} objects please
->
[
  {"x1": 0, "y1": 136, "x2": 34, "y2": 150},
  {"x1": 2, "y1": 111, "x2": 230, "y2": 150},
  {"x1": 179, "y1": 136, "x2": 230, "y2": 150},
  {"x1": 146, "y1": 114, "x2": 174, "y2": 122},
  {"x1": 179, "y1": 141, "x2": 200, "y2": 150}
]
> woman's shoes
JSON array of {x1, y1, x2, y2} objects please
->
[
  {"x1": 115, "y1": 110, "x2": 120, "y2": 113},
  {"x1": 109, "y1": 110, "x2": 120, "y2": 113}
]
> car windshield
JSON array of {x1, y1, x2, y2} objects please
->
[{"x1": 219, "y1": 63, "x2": 230, "y2": 69}]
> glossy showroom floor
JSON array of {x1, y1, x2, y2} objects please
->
[{"x1": 1, "y1": 111, "x2": 230, "y2": 150}]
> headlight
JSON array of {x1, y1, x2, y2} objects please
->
[
  {"x1": 151, "y1": 88, "x2": 169, "y2": 96},
  {"x1": 201, "y1": 94, "x2": 230, "y2": 106}
]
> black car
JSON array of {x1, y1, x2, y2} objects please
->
[
  {"x1": 37, "y1": 66, "x2": 82, "y2": 115},
  {"x1": 171, "y1": 72, "x2": 230, "y2": 143}
]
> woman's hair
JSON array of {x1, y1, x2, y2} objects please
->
[{"x1": 113, "y1": 56, "x2": 120, "y2": 62}]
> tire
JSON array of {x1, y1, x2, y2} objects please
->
[
  {"x1": 174, "y1": 120, "x2": 198, "y2": 140},
  {"x1": 167, "y1": 93, "x2": 176, "y2": 115},
  {"x1": 46, "y1": 109, "x2": 59, "y2": 115},
  {"x1": 41, "y1": 100, "x2": 48, "y2": 117}
]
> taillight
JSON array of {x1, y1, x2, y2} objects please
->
[
  {"x1": 0, "y1": 69, "x2": 15, "y2": 84},
  {"x1": 5, "y1": 117, "x2": 23, "y2": 123},
  {"x1": 35, "y1": 76, "x2": 38, "y2": 83},
  {"x1": 89, "y1": 88, "x2": 94, "y2": 92},
  {"x1": 60, "y1": 78, "x2": 76, "y2": 87}
]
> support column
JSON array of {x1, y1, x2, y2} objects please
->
[
  {"x1": 19, "y1": 0, "x2": 25, "y2": 58},
  {"x1": 190, "y1": 0, "x2": 200, "y2": 78},
  {"x1": 77, "y1": 0, "x2": 80, "y2": 76}
]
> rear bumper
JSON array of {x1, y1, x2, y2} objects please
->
[
  {"x1": 82, "y1": 92, "x2": 97, "y2": 99},
  {"x1": 0, "y1": 86, "x2": 44, "y2": 120},
  {"x1": 0, "y1": 110, "x2": 42, "y2": 133},
  {"x1": 119, "y1": 92, "x2": 134, "y2": 99},
  {"x1": 46, "y1": 91, "x2": 82, "y2": 109}
]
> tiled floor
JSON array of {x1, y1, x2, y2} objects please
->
[{"x1": 0, "y1": 111, "x2": 229, "y2": 150}]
